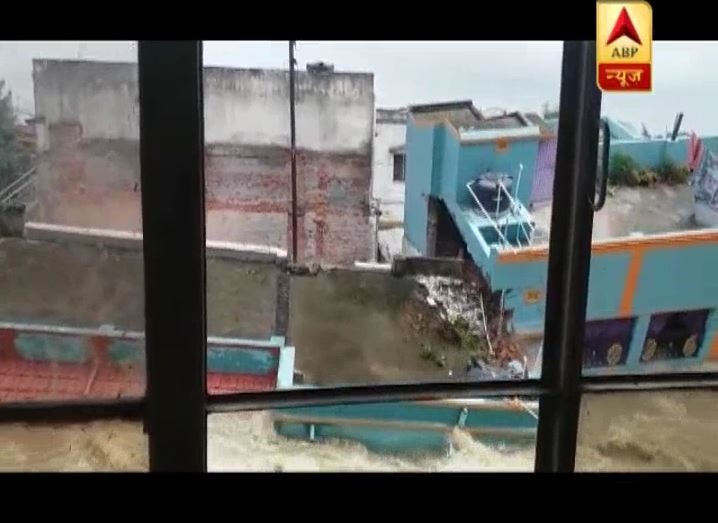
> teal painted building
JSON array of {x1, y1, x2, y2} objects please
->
[{"x1": 403, "y1": 101, "x2": 718, "y2": 376}]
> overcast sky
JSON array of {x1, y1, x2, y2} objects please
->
[{"x1": 1, "y1": 40, "x2": 716, "y2": 135}]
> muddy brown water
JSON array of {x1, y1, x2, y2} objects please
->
[
  {"x1": 2, "y1": 390, "x2": 718, "y2": 471},
  {"x1": 2, "y1": 239, "x2": 718, "y2": 471}
]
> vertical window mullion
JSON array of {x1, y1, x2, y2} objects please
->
[
  {"x1": 534, "y1": 41, "x2": 602, "y2": 472},
  {"x1": 138, "y1": 41, "x2": 207, "y2": 472}
]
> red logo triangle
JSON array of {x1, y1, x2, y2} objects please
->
[{"x1": 606, "y1": 7, "x2": 642, "y2": 46}]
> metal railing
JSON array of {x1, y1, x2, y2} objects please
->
[
  {"x1": 497, "y1": 177, "x2": 535, "y2": 246},
  {"x1": 466, "y1": 174, "x2": 535, "y2": 252},
  {"x1": 466, "y1": 180, "x2": 517, "y2": 250},
  {"x1": 0, "y1": 166, "x2": 36, "y2": 205}
]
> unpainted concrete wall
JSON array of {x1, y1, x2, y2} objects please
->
[
  {"x1": 31, "y1": 60, "x2": 375, "y2": 265},
  {"x1": 0, "y1": 234, "x2": 467, "y2": 386}
]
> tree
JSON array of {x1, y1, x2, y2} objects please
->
[{"x1": 0, "y1": 80, "x2": 30, "y2": 188}]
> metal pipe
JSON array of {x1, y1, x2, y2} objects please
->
[
  {"x1": 289, "y1": 40, "x2": 298, "y2": 264},
  {"x1": 479, "y1": 293, "x2": 494, "y2": 356},
  {"x1": 467, "y1": 181, "x2": 515, "y2": 251},
  {"x1": 514, "y1": 163, "x2": 524, "y2": 201}
]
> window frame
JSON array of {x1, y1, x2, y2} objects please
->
[
  {"x1": 393, "y1": 152, "x2": 406, "y2": 182},
  {"x1": 2, "y1": 40, "x2": 718, "y2": 473}
]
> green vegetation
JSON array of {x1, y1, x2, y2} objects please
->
[
  {"x1": 419, "y1": 342, "x2": 446, "y2": 368},
  {"x1": 656, "y1": 159, "x2": 691, "y2": 185},
  {"x1": 0, "y1": 80, "x2": 30, "y2": 188},
  {"x1": 608, "y1": 152, "x2": 690, "y2": 187},
  {"x1": 451, "y1": 317, "x2": 489, "y2": 360}
]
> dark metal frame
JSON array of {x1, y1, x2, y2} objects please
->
[
  {"x1": 138, "y1": 41, "x2": 207, "y2": 472},
  {"x1": 289, "y1": 40, "x2": 299, "y2": 264},
  {"x1": 535, "y1": 40, "x2": 602, "y2": 472},
  {"x1": 2, "y1": 40, "x2": 718, "y2": 473}
]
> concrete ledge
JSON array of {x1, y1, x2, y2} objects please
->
[
  {"x1": 25, "y1": 222, "x2": 142, "y2": 249},
  {"x1": 205, "y1": 240, "x2": 287, "y2": 263},
  {"x1": 353, "y1": 261, "x2": 392, "y2": 273},
  {"x1": 391, "y1": 255, "x2": 464, "y2": 278},
  {"x1": 24, "y1": 222, "x2": 288, "y2": 263}
]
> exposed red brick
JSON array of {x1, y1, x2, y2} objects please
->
[{"x1": 38, "y1": 139, "x2": 374, "y2": 266}]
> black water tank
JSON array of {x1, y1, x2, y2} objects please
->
[{"x1": 469, "y1": 174, "x2": 513, "y2": 216}]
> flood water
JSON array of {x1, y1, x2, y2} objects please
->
[{"x1": 2, "y1": 390, "x2": 717, "y2": 472}]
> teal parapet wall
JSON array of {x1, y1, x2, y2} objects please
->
[
  {"x1": 494, "y1": 230, "x2": 718, "y2": 373},
  {"x1": 456, "y1": 140, "x2": 538, "y2": 208},
  {"x1": 609, "y1": 136, "x2": 718, "y2": 170},
  {"x1": 273, "y1": 398, "x2": 538, "y2": 455},
  {"x1": 0, "y1": 322, "x2": 295, "y2": 387},
  {"x1": 404, "y1": 122, "x2": 436, "y2": 254},
  {"x1": 403, "y1": 116, "x2": 540, "y2": 257}
]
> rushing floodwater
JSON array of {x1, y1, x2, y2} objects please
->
[
  {"x1": 207, "y1": 412, "x2": 534, "y2": 472},
  {"x1": 2, "y1": 391, "x2": 718, "y2": 472}
]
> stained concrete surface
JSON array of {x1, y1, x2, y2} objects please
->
[
  {"x1": 0, "y1": 238, "x2": 464, "y2": 389},
  {"x1": 533, "y1": 184, "x2": 699, "y2": 242},
  {"x1": 0, "y1": 237, "x2": 278, "y2": 339},
  {"x1": 289, "y1": 270, "x2": 466, "y2": 385}
]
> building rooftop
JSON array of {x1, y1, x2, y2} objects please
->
[
  {"x1": 468, "y1": 112, "x2": 530, "y2": 131},
  {"x1": 408, "y1": 100, "x2": 541, "y2": 141},
  {"x1": 532, "y1": 184, "x2": 700, "y2": 243},
  {"x1": 409, "y1": 100, "x2": 484, "y2": 128},
  {"x1": 376, "y1": 108, "x2": 408, "y2": 124},
  {"x1": 524, "y1": 112, "x2": 556, "y2": 136}
]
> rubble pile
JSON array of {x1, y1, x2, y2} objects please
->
[
  {"x1": 414, "y1": 274, "x2": 527, "y2": 378},
  {"x1": 414, "y1": 275, "x2": 487, "y2": 340}
]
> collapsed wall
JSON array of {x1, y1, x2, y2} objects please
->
[{"x1": 30, "y1": 59, "x2": 375, "y2": 265}]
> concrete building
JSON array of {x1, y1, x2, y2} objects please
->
[
  {"x1": 29, "y1": 59, "x2": 376, "y2": 266},
  {"x1": 372, "y1": 108, "x2": 407, "y2": 260},
  {"x1": 402, "y1": 99, "x2": 718, "y2": 377}
]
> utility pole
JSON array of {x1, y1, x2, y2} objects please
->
[{"x1": 289, "y1": 40, "x2": 298, "y2": 264}]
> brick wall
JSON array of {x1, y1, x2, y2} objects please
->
[{"x1": 30, "y1": 60, "x2": 375, "y2": 266}]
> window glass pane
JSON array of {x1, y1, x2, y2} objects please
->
[
  {"x1": 575, "y1": 39, "x2": 718, "y2": 377},
  {"x1": 208, "y1": 396, "x2": 537, "y2": 471},
  {"x1": 201, "y1": 41, "x2": 563, "y2": 394},
  {"x1": 577, "y1": 390, "x2": 718, "y2": 471},
  {"x1": 0, "y1": 419, "x2": 147, "y2": 471},
  {"x1": 0, "y1": 41, "x2": 146, "y2": 403}
]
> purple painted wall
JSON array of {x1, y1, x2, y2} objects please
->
[{"x1": 530, "y1": 138, "x2": 557, "y2": 206}]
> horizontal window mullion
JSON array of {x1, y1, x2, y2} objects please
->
[
  {"x1": 0, "y1": 398, "x2": 143, "y2": 423},
  {"x1": 207, "y1": 380, "x2": 546, "y2": 412},
  {"x1": 580, "y1": 372, "x2": 718, "y2": 393}
]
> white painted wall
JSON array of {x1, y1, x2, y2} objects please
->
[
  {"x1": 372, "y1": 118, "x2": 406, "y2": 224},
  {"x1": 204, "y1": 67, "x2": 374, "y2": 153},
  {"x1": 33, "y1": 60, "x2": 374, "y2": 154},
  {"x1": 33, "y1": 60, "x2": 139, "y2": 141}
]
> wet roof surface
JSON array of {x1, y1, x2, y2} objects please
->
[{"x1": 532, "y1": 184, "x2": 701, "y2": 243}]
